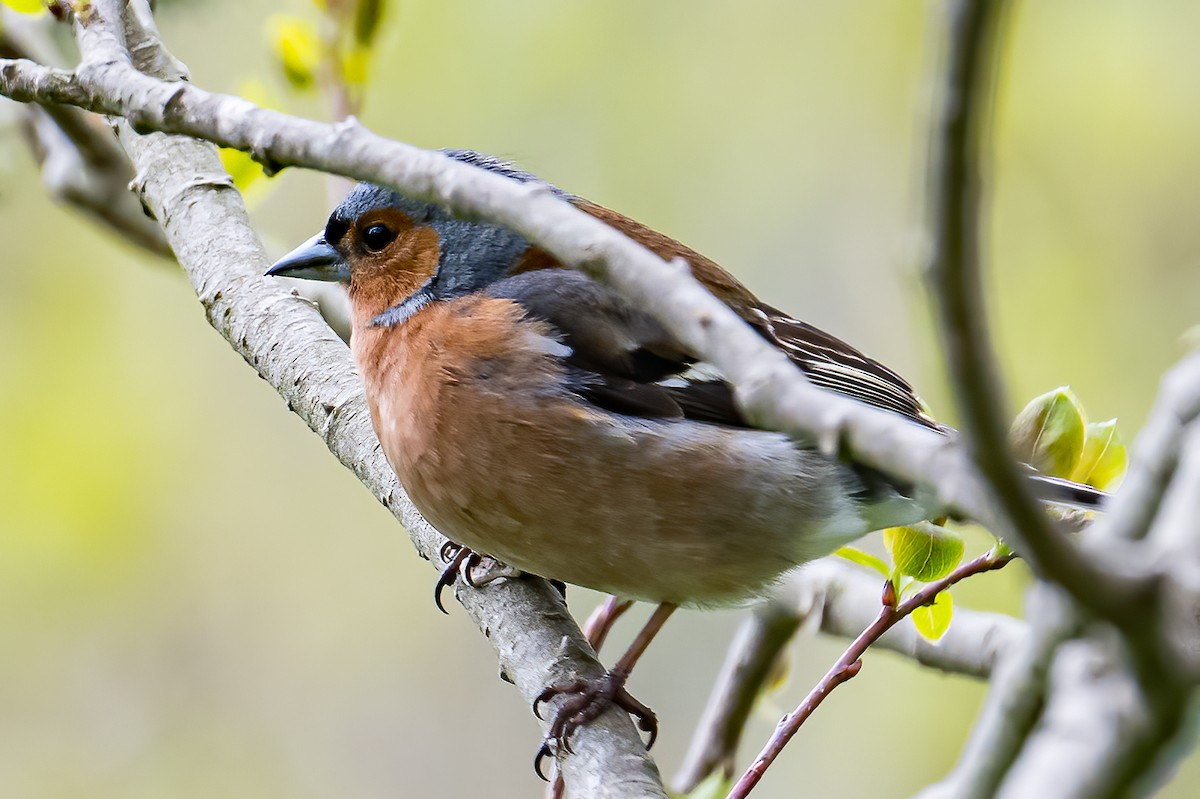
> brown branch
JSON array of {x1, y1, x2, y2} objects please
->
[{"x1": 727, "y1": 550, "x2": 1014, "y2": 798}]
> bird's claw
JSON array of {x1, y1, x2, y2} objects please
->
[
  {"x1": 434, "y1": 544, "x2": 479, "y2": 613},
  {"x1": 531, "y1": 668, "x2": 657, "y2": 780},
  {"x1": 435, "y1": 544, "x2": 521, "y2": 613}
]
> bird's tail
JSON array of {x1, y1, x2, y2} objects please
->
[{"x1": 1031, "y1": 474, "x2": 1109, "y2": 511}]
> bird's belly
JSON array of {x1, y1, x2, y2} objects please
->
[{"x1": 371, "y1": 372, "x2": 879, "y2": 605}]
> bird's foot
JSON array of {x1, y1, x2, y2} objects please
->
[
  {"x1": 435, "y1": 542, "x2": 522, "y2": 613},
  {"x1": 532, "y1": 667, "x2": 657, "y2": 779}
]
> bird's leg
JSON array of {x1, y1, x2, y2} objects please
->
[
  {"x1": 533, "y1": 602, "x2": 677, "y2": 779},
  {"x1": 582, "y1": 595, "x2": 635, "y2": 652},
  {"x1": 545, "y1": 595, "x2": 638, "y2": 793}
]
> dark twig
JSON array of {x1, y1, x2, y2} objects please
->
[{"x1": 727, "y1": 550, "x2": 1014, "y2": 798}]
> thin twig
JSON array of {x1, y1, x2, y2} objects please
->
[
  {"x1": 727, "y1": 551, "x2": 1014, "y2": 798},
  {"x1": 0, "y1": 26, "x2": 170, "y2": 257}
]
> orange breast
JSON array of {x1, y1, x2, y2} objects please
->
[{"x1": 350, "y1": 294, "x2": 920, "y2": 605}]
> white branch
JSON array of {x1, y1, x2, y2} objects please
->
[
  {"x1": 2, "y1": 2, "x2": 1198, "y2": 795},
  {"x1": 50, "y1": 2, "x2": 667, "y2": 795},
  {"x1": 0, "y1": 50, "x2": 1010, "y2": 534}
]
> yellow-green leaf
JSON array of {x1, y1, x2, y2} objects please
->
[
  {"x1": 353, "y1": 0, "x2": 386, "y2": 45},
  {"x1": 834, "y1": 546, "x2": 891, "y2": 578},
  {"x1": 912, "y1": 591, "x2": 953, "y2": 642},
  {"x1": 883, "y1": 522, "x2": 964, "y2": 582},
  {"x1": 218, "y1": 147, "x2": 264, "y2": 192},
  {"x1": 1070, "y1": 419, "x2": 1127, "y2": 491},
  {"x1": 2, "y1": 0, "x2": 48, "y2": 14},
  {"x1": 267, "y1": 15, "x2": 322, "y2": 91},
  {"x1": 340, "y1": 44, "x2": 371, "y2": 86},
  {"x1": 1010, "y1": 386, "x2": 1087, "y2": 479}
]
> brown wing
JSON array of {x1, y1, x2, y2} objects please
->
[
  {"x1": 486, "y1": 269, "x2": 745, "y2": 425},
  {"x1": 567, "y1": 199, "x2": 942, "y2": 430}
]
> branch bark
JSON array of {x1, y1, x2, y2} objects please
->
[
  {"x1": 0, "y1": 49, "x2": 1011, "y2": 536},
  {"x1": 0, "y1": 19, "x2": 170, "y2": 257},
  {"x1": 2, "y1": 1, "x2": 1198, "y2": 796},
  {"x1": 55, "y1": 2, "x2": 666, "y2": 795},
  {"x1": 924, "y1": 0, "x2": 1158, "y2": 627}
]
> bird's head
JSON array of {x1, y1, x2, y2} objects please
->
[{"x1": 267, "y1": 150, "x2": 563, "y2": 326}]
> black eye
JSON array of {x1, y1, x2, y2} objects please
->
[{"x1": 361, "y1": 223, "x2": 397, "y2": 252}]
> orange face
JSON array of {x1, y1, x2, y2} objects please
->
[{"x1": 327, "y1": 208, "x2": 442, "y2": 319}]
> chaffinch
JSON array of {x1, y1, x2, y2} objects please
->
[{"x1": 267, "y1": 149, "x2": 1104, "y2": 769}]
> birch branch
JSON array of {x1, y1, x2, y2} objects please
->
[
  {"x1": 2, "y1": 2, "x2": 1197, "y2": 795},
  {"x1": 0, "y1": 20, "x2": 170, "y2": 257},
  {"x1": 918, "y1": 1, "x2": 1199, "y2": 796},
  {"x1": 55, "y1": 2, "x2": 667, "y2": 795},
  {"x1": 0, "y1": 51, "x2": 1002, "y2": 534}
]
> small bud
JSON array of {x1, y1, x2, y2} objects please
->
[
  {"x1": 881, "y1": 579, "x2": 897, "y2": 608},
  {"x1": 1070, "y1": 419, "x2": 1127, "y2": 491},
  {"x1": 1009, "y1": 387, "x2": 1086, "y2": 479}
]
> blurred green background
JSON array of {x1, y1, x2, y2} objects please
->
[{"x1": 2, "y1": 1, "x2": 1199, "y2": 797}]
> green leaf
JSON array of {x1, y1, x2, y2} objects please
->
[
  {"x1": 340, "y1": 44, "x2": 372, "y2": 86},
  {"x1": 834, "y1": 546, "x2": 891, "y2": 578},
  {"x1": 219, "y1": 147, "x2": 264, "y2": 192},
  {"x1": 1070, "y1": 419, "x2": 1127, "y2": 491},
  {"x1": 267, "y1": 15, "x2": 323, "y2": 91},
  {"x1": 1009, "y1": 387, "x2": 1087, "y2": 479},
  {"x1": 912, "y1": 591, "x2": 953, "y2": 642},
  {"x1": 669, "y1": 770, "x2": 732, "y2": 799},
  {"x1": 353, "y1": 0, "x2": 387, "y2": 46},
  {"x1": 882, "y1": 522, "x2": 964, "y2": 582},
  {"x1": 215, "y1": 81, "x2": 282, "y2": 197},
  {"x1": 2, "y1": 0, "x2": 48, "y2": 13}
]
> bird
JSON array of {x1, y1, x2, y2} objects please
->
[{"x1": 267, "y1": 148, "x2": 1105, "y2": 772}]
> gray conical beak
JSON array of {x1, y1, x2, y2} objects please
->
[{"x1": 266, "y1": 233, "x2": 350, "y2": 282}]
